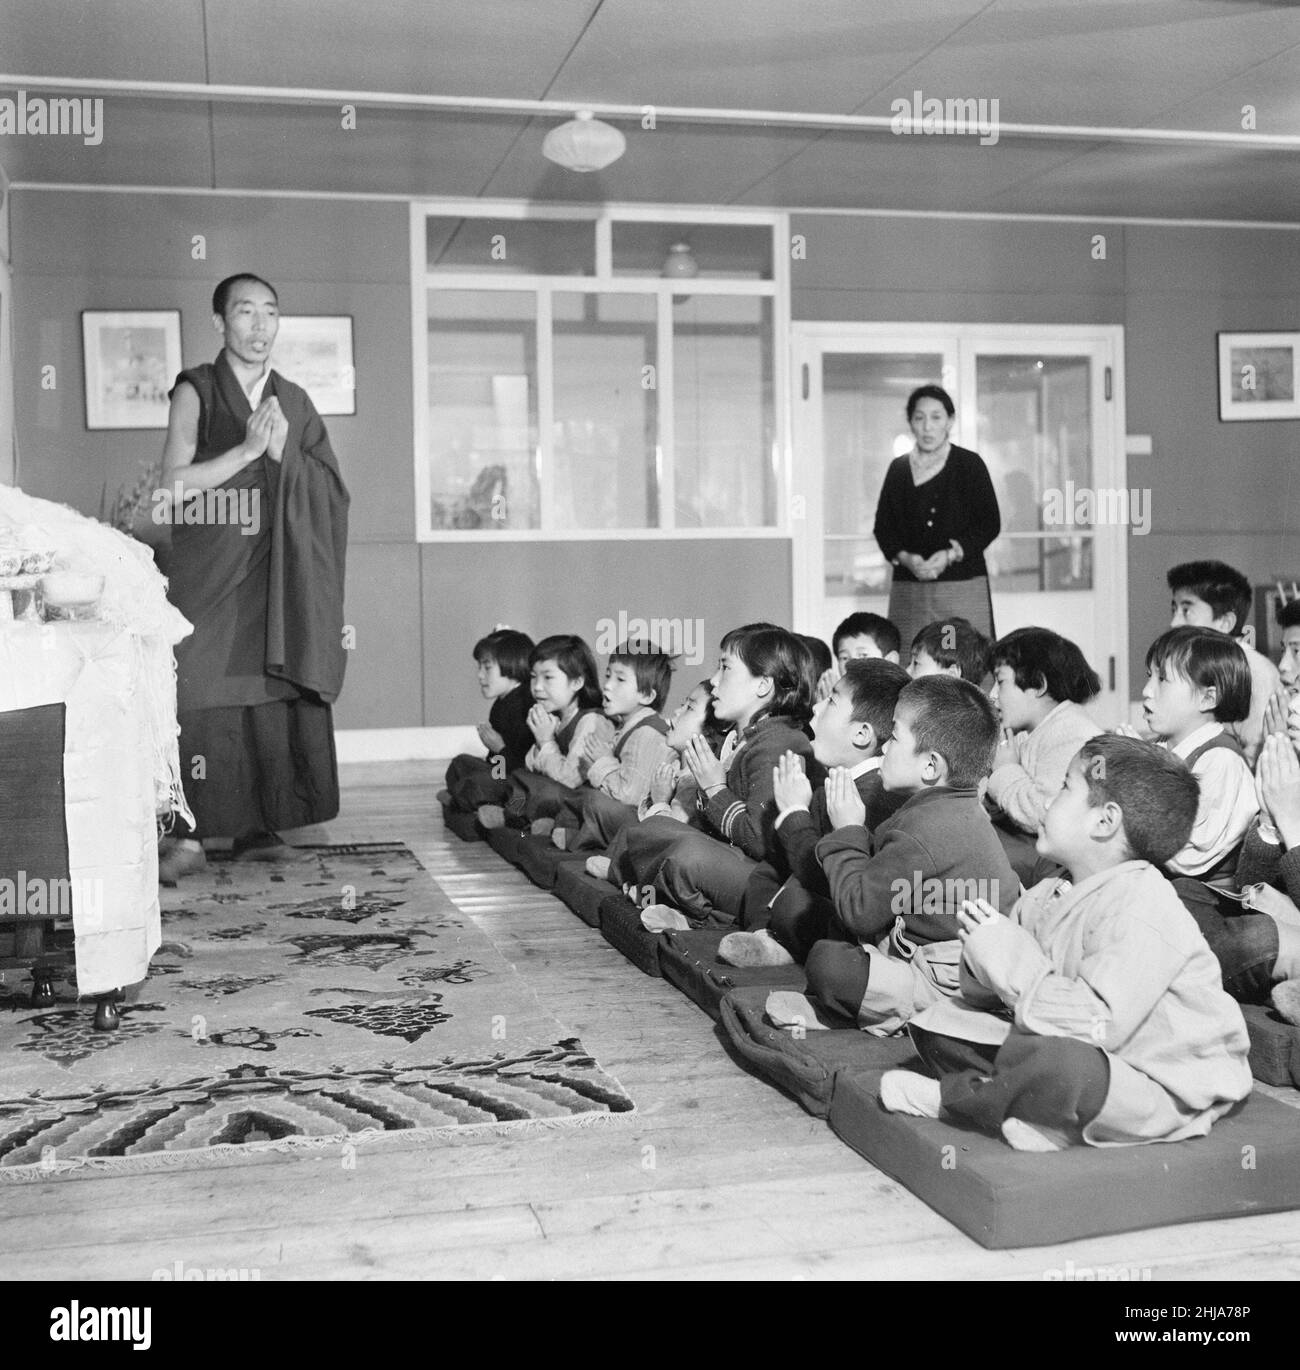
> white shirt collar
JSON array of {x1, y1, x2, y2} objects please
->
[
  {"x1": 848, "y1": 756, "x2": 882, "y2": 779},
  {"x1": 1169, "y1": 721, "x2": 1222, "y2": 760},
  {"x1": 245, "y1": 369, "x2": 270, "y2": 407}
]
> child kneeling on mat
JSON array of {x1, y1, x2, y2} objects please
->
[
  {"x1": 613, "y1": 624, "x2": 815, "y2": 930},
  {"x1": 719, "y1": 657, "x2": 911, "y2": 967},
  {"x1": 478, "y1": 634, "x2": 613, "y2": 831},
  {"x1": 882, "y1": 735, "x2": 1252, "y2": 1150},
  {"x1": 765, "y1": 674, "x2": 1019, "y2": 1033},
  {"x1": 548, "y1": 640, "x2": 674, "y2": 851},
  {"x1": 440, "y1": 627, "x2": 535, "y2": 814},
  {"x1": 985, "y1": 626, "x2": 1103, "y2": 885}
]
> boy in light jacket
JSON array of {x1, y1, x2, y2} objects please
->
[{"x1": 884, "y1": 735, "x2": 1252, "y2": 1150}]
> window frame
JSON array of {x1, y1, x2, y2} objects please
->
[{"x1": 411, "y1": 201, "x2": 790, "y2": 542}]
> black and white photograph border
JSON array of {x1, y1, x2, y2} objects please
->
[{"x1": 0, "y1": 0, "x2": 1297, "y2": 1321}]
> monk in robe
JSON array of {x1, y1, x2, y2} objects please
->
[{"x1": 158, "y1": 273, "x2": 349, "y2": 878}]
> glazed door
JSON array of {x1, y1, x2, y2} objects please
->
[{"x1": 792, "y1": 324, "x2": 1128, "y2": 724}]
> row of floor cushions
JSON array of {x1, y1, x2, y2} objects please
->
[
  {"x1": 448, "y1": 809, "x2": 1300, "y2": 1249},
  {"x1": 464, "y1": 809, "x2": 1300, "y2": 1088}
]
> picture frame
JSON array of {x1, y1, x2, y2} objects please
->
[
  {"x1": 271, "y1": 315, "x2": 356, "y2": 416},
  {"x1": 81, "y1": 309, "x2": 182, "y2": 430},
  {"x1": 1217, "y1": 330, "x2": 1300, "y2": 422}
]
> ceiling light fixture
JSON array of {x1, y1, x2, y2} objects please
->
[{"x1": 541, "y1": 110, "x2": 626, "y2": 172}]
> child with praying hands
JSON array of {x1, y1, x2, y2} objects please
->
[{"x1": 881, "y1": 735, "x2": 1252, "y2": 1150}]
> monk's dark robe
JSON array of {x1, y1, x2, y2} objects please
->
[{"x1": 168, "y1": 352, "x2": 349, "y2": 839}]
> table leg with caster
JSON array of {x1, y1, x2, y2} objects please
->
[
  {"x1": 92, "y1": 992, "x2": 122, "y2": 1031},
  {"x1": 19, "y1": 924, "x2": 59, "y2": 1006},
  {"x1": 29, "y1": 968, "x2": 57, "y2": 1007}
]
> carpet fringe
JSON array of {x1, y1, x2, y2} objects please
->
[{"x1": 0, "y1": 1105, "x2": 637, "y2": 1183}]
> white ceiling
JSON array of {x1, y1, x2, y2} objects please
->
[{"x1": 1, "y1": 0, "x2": 1297, "y2": 220}]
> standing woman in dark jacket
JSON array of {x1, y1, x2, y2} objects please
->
[{"x1": 873, "y1": 384, "x2": 1000, "y2": 651}]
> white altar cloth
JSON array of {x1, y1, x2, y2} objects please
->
[{"x1": 0, "y1": 622, "x2": 161, "y2": 995}]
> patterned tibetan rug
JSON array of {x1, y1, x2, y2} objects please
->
[{"x1": 0, "y1": 843, "x2": 633, "y2": 1179}]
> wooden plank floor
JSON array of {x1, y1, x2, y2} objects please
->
[{"x1": 6, "y1": 758, "x2": 1300, "y2": 1281}]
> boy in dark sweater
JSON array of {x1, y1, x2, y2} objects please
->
[
  {"x1": 439, "y1": 628, "x2": 534, "y2": 813},
  {"x1": 719, "y1": 657, "x2": 910, "y2": 966},
  {"x1": 767, "y1": 675, "x2": 1019, "y2": 1035},
  {"x1": 814, "y1": 610, "x2": 902, "y2": 700}
]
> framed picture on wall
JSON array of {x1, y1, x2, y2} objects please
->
[
  {"x1": 81, "y1": 309, "x2": 182, "y2": 430},
  {"x1": 1217, "y1": 330, "x2": 1300, "y2": 421},
  {"x1": 271, "y1": 315, "x2": 356, "y2": 416}
]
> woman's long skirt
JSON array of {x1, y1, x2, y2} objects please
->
[{"x1": 886, "y1": 574, "x2": 995, "y2": 657}]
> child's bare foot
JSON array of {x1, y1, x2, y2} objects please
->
[
  {"x1": 879, "y1": 1070, "x2": 942, "y2": 1117},
  {"x1": 551, "y1": 827, "x2": 569, "y2": 850},
  {"x1": 1001, "y1": 1117, "x2": 1069, "y2": 1151},
  {"x1": 585, "y1": 856, "x2": 612, "y2": 881},
  {"x1": 1272, "y1": 978, "x2": 1300, "y2": 1026},
  {"x1": 640, "y1": 904, "x2": 692, "y2": 932},
  {"x1": 764, "y1": 990, "x2": 831, "y2": 1032},
  {"x1": 718, "y1": 929, "x2": 795, "y2": 968},
  {"x1": 477, "y1": 805, "x2": 506, "y2": 829},
  {"x1": 530, "y1": 818, "x2": 555, "y2": 837}
]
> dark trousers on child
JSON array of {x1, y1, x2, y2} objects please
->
[
  {"x1": 553, "y1": 789, "x2": 640, "y2": 852},
  {"x1": 738, "y1": 861, "x2": 782, "y2": 930},
  {"x1": 655, "y1": 831, "x2": 755, "y2": 926},
  {"x1": 444, "y1": 754, "x2": 509, "y2": 812},
  {"x1": 766, "y1": 886, "x2": 839, "y2": 962},
  {"x1": 1172, "y1": 878, "x2": 1279, "y2": 1004},
  {"x1": 909, "y1": 1023, "x2": 1109, "y2": 1136},
  {"x1": 502, "y1": 770, "x2": 574, "y2": 825},
  {"x1": 801, "y1": 937, "x2": 964, "y2": 1034},
  {"x1": 608, "y1": 817, "x2": 754, "y2": 926},
  {"x1": 802, "y1": 938, "x2": 872, "y2": 1022}
]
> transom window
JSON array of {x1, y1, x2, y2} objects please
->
[{"x1": 412, "y1": 205, "x2": 787, "y2": 540}]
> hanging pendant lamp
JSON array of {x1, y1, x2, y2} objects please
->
[{"x1": 542, "y1": 110, "x2": 626, "y2": 172}]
